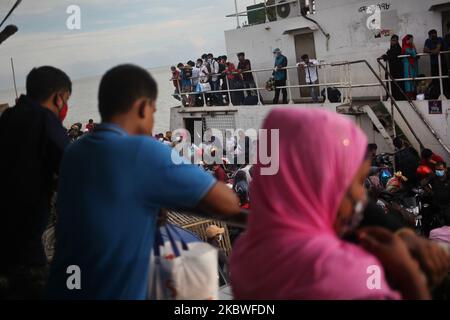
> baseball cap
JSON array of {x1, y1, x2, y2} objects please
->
[{"x1": 206, "y1": 225, "x2": 225, "y2": 239}]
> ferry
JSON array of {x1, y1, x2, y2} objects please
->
[{"x1": 169, "y1": 0, "x2": 450, "y2": 164}]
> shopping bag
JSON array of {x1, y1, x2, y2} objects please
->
[
  {"x1": 195, "y1": 82, "x2": 202, "y2": 93},
  {"x1": 148, "y1": 224, "x2": 219, "y2": 300},
  {"x1": 199, "y1": 82, "x2": 211, "y2": 92}
]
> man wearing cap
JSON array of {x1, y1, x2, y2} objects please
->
[
  {"x1": 272, "y1": 48, "x2": 288, "y2": 104},
  {"x1": 206, "y1": 225, "x2": 229, "y2": 285}
]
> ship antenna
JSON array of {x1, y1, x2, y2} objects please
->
[{"x1": 11, "y1": 57, "x2": 18, "y2": 99}]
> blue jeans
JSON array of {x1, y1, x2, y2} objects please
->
[{"x1": 309, "y1": 81, "x2": 318, "y2": 102}]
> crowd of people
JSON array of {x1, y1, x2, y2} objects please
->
[
  {"x1": 382, "y1": 27, "x2": 450, "y2": 100},
  {"x1": 170, "y1": 48, "x2": 325, "y2": 107},
  {"x1": 170, "y1": 52, "x2": 258, "y2": 107},
  {"x1": 66, "y1": 119, "x2": 96, "y2": 142},
  {"x1": 0, "y1": 63, "x2": 449, "y2": 301}
]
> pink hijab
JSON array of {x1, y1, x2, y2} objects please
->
[{"x1": 230, "y1": 108, "x2": 400, "y2": 300}]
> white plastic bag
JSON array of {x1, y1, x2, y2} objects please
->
[
  {"x1": 199, "y1": 82, "x2": 211, "y2": 92},
  {"x1": 148, "y1": 225, "x2": 219, "y2": 300}
]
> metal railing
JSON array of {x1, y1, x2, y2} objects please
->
[
  {"x1": 377, "y1": 51, "x2": 450, "y2": 156},
  {"x1": 170, "y1": 60, "x2": 359, "y2": 107},
  {"x1": 170, "y1": 53, "x2": 450, "y2": 108},
  {"x1": 182, "y1": 208, "x2": 248, "y2": 229}
]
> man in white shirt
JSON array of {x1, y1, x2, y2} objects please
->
[
  {"x1": 207, "y1": 53, "x2": 223, "y2": 106},
  {"x1": 298, "y1": 54, "x2": 320, "y2": 103}
]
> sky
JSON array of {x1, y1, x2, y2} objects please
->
[{"x1": 0, "y1": 0, "x2": 256, "y2": 89}]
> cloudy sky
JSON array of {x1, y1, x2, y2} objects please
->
[{"x1": 0, "y1": 0, "x2": 255, "y2": 89}]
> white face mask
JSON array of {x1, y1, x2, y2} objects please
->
[
  {"x1": 217, "y1": 234, "x2": 222, "y2": 241},
  {"x1": 340, "y1": 193, "x2": 368, "y2": 237}
]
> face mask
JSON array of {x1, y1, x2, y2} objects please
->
[
  {"x1": 436, "y1": 170, "x2": 445, "y2": 178},
  {"x1": 59, "y1": 103, "x2": 68, "y2": 122},
  {"x1": 217, "y1": 234, "x2": 222, "y2": 242},
  {"x1": 341, "y1": 193, "x2": 368, "y2": 236},
  {"x1": 54, "y1": 94, "x2": 68, "y2": 122}
]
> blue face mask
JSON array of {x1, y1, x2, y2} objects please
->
[{"x1": 436, "y1": 170, "x2": 445, "y2": 178}]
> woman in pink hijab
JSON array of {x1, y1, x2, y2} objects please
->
[{"x1": 230, "y1": 108, "x2": 430, "y2": 300}]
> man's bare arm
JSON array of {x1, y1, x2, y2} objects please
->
[{"x1": 197, "y1": 182, "x2": 241, "y2": 217}]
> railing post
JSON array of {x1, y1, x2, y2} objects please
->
[
  {"x1": 286, "y1": 67, "x2": 294, "y2": 104},
  {"x1": 386, "y1": 61, "x2": 392, "y2": 102},
  {"x1": 177, "y1": 80, "x2": 183, "y2": 107},
  {"x1": 378, "y1": 63, "x2": 383, "y2": 102},
  {"x1": 340, "y1": 65, "x2": 345, "y2": 104},
  {"x1": 226, "y1": 76, "x2": 234, "y2": 107},
  {"x1": 253, "y1": 71, "x2": 263, "y2": 105},
  {"x1": 202, "y1": 92, "x2": 207, "y2": 107},
  {"x1": 348, "y1": 63, "x2": 353, "y2": 103},
  {"x1": 264, "y1": 0, "x2": 269, "y2": 23},
  {"x1": 343, "y1": 64, "x2": 349, "y2": 103},
  {"x1": 438, "y1": 53, "x2": 446, "y2": 100},
  {"x1": 323, "y1": 63, "x2": 329, "y2": 103}
]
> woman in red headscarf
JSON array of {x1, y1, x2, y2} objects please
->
[{"x1": 402, "y1": 35, "x2": 419, "y2": 99}]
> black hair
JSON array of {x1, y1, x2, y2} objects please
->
[
  {"x1": 26, "y1": 66, "x2": 72, "y2": 103},
  {"x1": 301, "y1": 54, "x2": 309, "y2": 60},
  {"x1": 98, "y1": 64, "x2": 158, "y2": 121},
  {"x1": 391, "y1": 34, "x2": 399, "y2": 41},
  {"x1": 393, "y1": 137, "x2": 404, "y2": 149},
  {"x1": 201, "y1": 54, "x2": 208, "y2": 59},
  {"x1": 435, "y1": 161, "x2": 446, "y2": 168},
  {"x1": 88, "y1": 119, "x2": 93, "y2": 123},
  {"x1": 237, "y1": 52, "x2": 245, "y2": 57},
  {"x1": 428, "y1": 29, "x2": 438, "y2": 36},
  {"x1": 197, "y1": 58, "x2": 203, "y2": 63},
  {"x1": 177, "y1": 63, "x2": 184, "y2": 68},
  {"x1": 421, "y1": 148, "x2": 433, "y2": 160},
  {"x1": 222, "y1": 55, "x2": 227, "y2": 60},
  {"x1": 187, "y1": 60, "x2": 195, "y2": 67},
  {"x1": 367, "y1": 143, "x2": 378, "y2": 152},
  {"x1": 207, "y1": 53, "x2": 213, "y2": 57}
]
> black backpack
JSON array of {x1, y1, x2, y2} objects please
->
[{"x1": 321, "y1": 87, "x2": 341, "y2": 102}]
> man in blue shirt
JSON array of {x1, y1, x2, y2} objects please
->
[
  {"x1": 272, "y1": 48, "x2": 288, "y2": 104},
  {"x1": 46, "y1": 64, "x2": 240, "y2": 299},
  {"x1": 424, "y1": 29, "x2": 447, "y2": 95}
]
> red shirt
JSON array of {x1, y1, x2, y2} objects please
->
[
  {"x1": 171, "y1": 70, "x2": 180, "y2": 88},
  {"x1": 86, "y1": 123, "x2": 94, "y2": 132},
  {"x1": 420, "y1": 154, "x2": 444, "y2": 170},
  {"x1": 214, "y1": 166, "x2": 228, "y2": 183}
]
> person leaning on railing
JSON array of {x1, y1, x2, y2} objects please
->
[
  {"x1": 272, "y1": 48, "x2": 288, "y2": 105},
  {"x1": 401, "y1": 35, "x2": 419, "y2": 100},
  {"x1": 424, "y1": 29, "x2": 447, "y2": 95}
]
